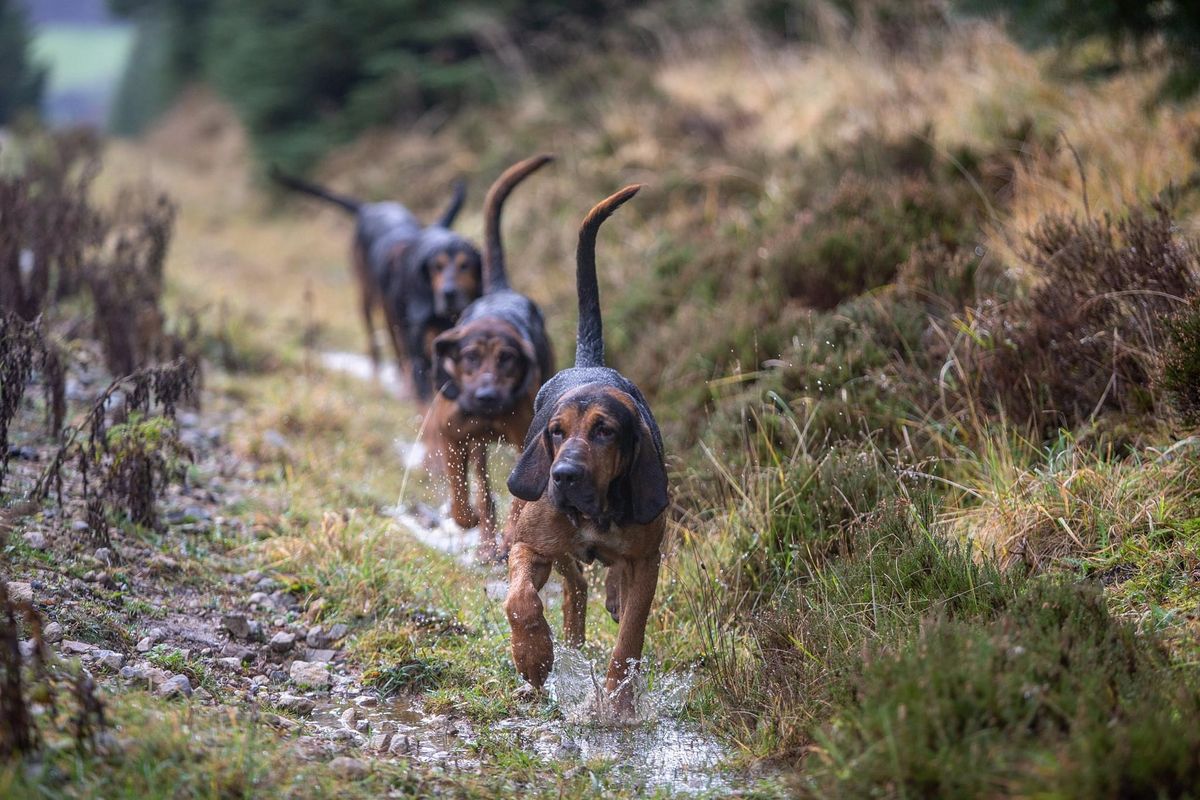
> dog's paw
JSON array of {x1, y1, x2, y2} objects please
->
[{"x1": 513, "y1": 683, "x2": 544, "y2": 704}]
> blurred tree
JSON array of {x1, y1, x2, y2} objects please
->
[
  {"x1": 960, "y1": 0, "x2": 1200, "y2": 97},
  {"x1": 0, "y1": 0, "x2": 47, "y2": 124},
  {"x1": 109, "y1": 0, "x2": 631, "y2": 171}
]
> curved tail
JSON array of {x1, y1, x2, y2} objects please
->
[
  {"x1": 269, "y1": 166, "x2": 361, "y2": 214},
  {"x1": 575, "y1": 184, "x2": 642, "y2": 369},
  {"x1": 434, "y1": 178, "x2": 467, "y2": 229},
  {"x1": 482, "y1": 154, "x2": 554, "y2": 293}
]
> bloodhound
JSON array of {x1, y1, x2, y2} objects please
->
[
  {"x1": 271, "y1": 167, "x2": 481, "y2": 401},
  {"x1": 426, "y1": 155, "x2": 556, "y2": 559},
  {"x1": 503, "y1": 184, "x2": 669, "y2": 716}
]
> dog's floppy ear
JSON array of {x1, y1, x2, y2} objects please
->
[
  {"x1": 627, "y1": 420, "x2": 669, "y2": 525},
  {"x1": 508, "y1": 426, "x2": 552, "y2": 501},
  {"x1": 515, "y1": 337, "x2": 542, "y2": 399},
  {"x1": 432, "y1": 329, "x2": 463, "y2": 400}
]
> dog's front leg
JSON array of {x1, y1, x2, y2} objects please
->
[
  {"x1": 556, "y1": 557, "x2": 587, "y2": 647},
  {"x1": 445, "y1": 441, "x2": 479, "y2": 530},
  {"x1": 469, "y1": 440, "x2": 499, "y2": 560},
  {"x1": 605, "y1": 554, "x2": 660, "y2": 716},
  {"x1": 505, "y1": 543, "x2": 554, "y2": 690}
]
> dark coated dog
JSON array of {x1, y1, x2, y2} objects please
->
[
  {"x1": 271, "y1": 167, "x2": 482, "y2": 402},
  {"x1": 426, "y1": 155, "x2": 556, "y2": 559},
  {"x1": 502, "y1": 184, "x2": 669, "y2": 716}
]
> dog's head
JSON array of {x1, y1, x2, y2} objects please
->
[
  {"x1": 433, "y1": 319, "x2": 541, "y2": 416},
  {"x1": 508, "y1": 386, "x2": 668, "y2": 526},
  {"x1": 419, "y1": 235, "x2": 482, "y2": 318}
]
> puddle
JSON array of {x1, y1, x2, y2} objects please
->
[
  {"x1": 320, "y1": 351, "x2": 407, "y2": 398},
  {"x1": 318, "y1": 355, "x2": 741, "y2": 795}
]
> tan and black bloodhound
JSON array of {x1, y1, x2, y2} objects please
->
[
  {"x1": 425, "y1": 155, "x2": 556, "y2": 559},
  {"x1": 502, "y1": 184, "x2": 669, "y2": 716},
  {"x1": 271, "y1": 166, "x2": 481, "y2": 401}
]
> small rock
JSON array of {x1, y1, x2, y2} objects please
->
[
  {"x1": 368, "y1": 732, "x2": 393, "y2": 752},
  {"x1": 42, "y1": 621, "x2": 63, "y2": 643},
  {"x1": 339, "y1": 707, "x2": 358, "y2": 729},
  {"x1": 158, "y1": 674, "x2": 192, "y2": 699},
  {"x1": 222, "y1": 614, "x2": 251, "y2": 639},
  {"x1": 6, "y1": 582, "x2": 32, "y2": 604},
  {"x1": 326, "y1": 623, "x2": 348, "y2": 642},
  {"x1": 251, "y1": 674, "x2": 270, "y2": 686},
  {"x1": 269, "y1": 669, "x2": 288, "y2": 683},
  {"x1": 246, "y1": 621, "x2": 265, "y2": 642},
  {"x1": 136, "y1": 636, "x2": 155, "y2": 653},
  {"x1": 353, "y1": 695, "x2": 378, "y2": 708},
  {"x1": 389, "y1": 735, "x2": 414, "y2": 755},
  {"x1": 305, "y1": 649, "x2": 337, "y2": 663},
  {"x1": 269, "y1": 631, "x2": 296, "y2": 653},
  {"x1": 119, "y1": 665, "x2": 143, "y2": 681},
  {"x1": 95, "y1": 650, "x2": 125, "y2": 671},
  {"x1": 263, "y1": 713, "x2": 300, "y2": 732},
  {"x1": 22, "y1": 531, "x2": 48, "y2": 551},
  {"x1": 220, "y1": 643, "x2": 255, "y2": 664},
  {"x1": 305, "y1": 625, "x2": 328, "y2": 649},
  {"x1": 243, "y1": 569, "x2": 264, "y2": 583},
  {"x1": 270, "y1": 590, "x2": 297, "y2": 610},
  {"x1": 62, "y1": 640, "x2": 95, "y2": 655},
  {"x1": 255, "y1": 576, "x2": 278, "y2": 592},
  {"x1": 328, "y1": 756, "x2": 369, "y2": 780},
  {"x1": 218, "y1": 657, "x2": 244, "y2": 671},
  {"x1": 276, "y1": 693, "x2": 315, "y2": 715},
  {"x1": 248, "y1": 592, "x2": 272, "y2": 607},
  {"x1": 94, "y1": 547, "x2": 115, "y2": 566},
  {"x1": 71, "y1": 519, "x2": 89, "y2": 534},
  {"x1": 289, "y1": 660, "x2": 330, "y2": 689}
]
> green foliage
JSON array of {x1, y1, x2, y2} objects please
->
[
  {"x1": 704, "y1": 494, "x2": 1025, "y2": 752},
  {"x1": 111, "y1": 0, "x2": 639, "y2": 169},
  {"x1": 1162, "y1": 295, "x2": 1200, "y2": 425},
  {"x1": 0, "y1": 0, "x2": 46, "y2": 124},
  {"x1": 962, "y1": 0, "x2": 1200, "y2": 97},
  {"x1": 810, "y1": 581, "x2": 1200, "y2": 798}
]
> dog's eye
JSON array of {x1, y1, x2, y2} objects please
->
[
  {"x1": 498, "y1": 352, "x2": 514, "y2": 367},
  {"x1": 549, "y1": 426, "x2": 564, "y2": 443},
  {"x1": 592, "y1": 424, "x2": 614, "y2": 440},
  {"x1": 462, "y1": 351, "x2": 482, "y2": 369}
]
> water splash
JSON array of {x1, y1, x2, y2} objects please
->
[
  {"x1": 543, "y1": 642, "x2": 731, "y2": 794},
  {"x1": 548, "y1": 642, "x2": 693, "y2": 725},
  {"x1": 319, "y1": 350, "x2": 406, "y2": 397}
]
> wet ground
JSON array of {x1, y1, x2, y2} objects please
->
[{"x1": 318, "y1": 350, "x2": 739, "y2": 795}]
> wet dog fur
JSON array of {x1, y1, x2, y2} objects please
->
[
  {"x1": 502, "y1": 184, "x2": 669, "y2": 716},
  {"x1": 271, "y1": 167, "x2": 482, "y2": 401},
  {"x1": 426, "y1": 155, "x2": 556, "y2": 558}
]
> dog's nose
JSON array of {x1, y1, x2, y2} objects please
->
[
  {"x1": 552, "y1": 461, "x2": 582, "y2": 487},
  {"x1": 474, "y1": 386, "x2": 499, "y2": 404},
  {"x1": 442, "y1": 288, "x2": 458, "y2": 302}
]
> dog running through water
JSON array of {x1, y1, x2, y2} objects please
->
[
  {"x1": 426, "y1": 155, "x2": 556, "y2": 559},
  {"x1": 503, "y1": 184, "x2": 669, "y2": 716}
]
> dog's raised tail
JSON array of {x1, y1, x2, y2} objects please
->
[
  {"x1": 434, "y1": 178, "x2": 467, "y2": 229},
  {"x1": 575, "y1": 184, "x2": 642, "y2": 369},
  {"x1": 483, "y1": 154, "x2": 554, "y2": 293},
  {"x1": 268, "y1": 165, "x2": 361, "y2": 215}
]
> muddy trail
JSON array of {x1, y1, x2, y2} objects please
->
[{"x1": 6, "y1": 348, "x2": 751, "y2": 797}]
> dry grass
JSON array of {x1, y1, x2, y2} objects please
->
[{"x1": 944, "y1": 434, "x2": 1200, "y2": 569}]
